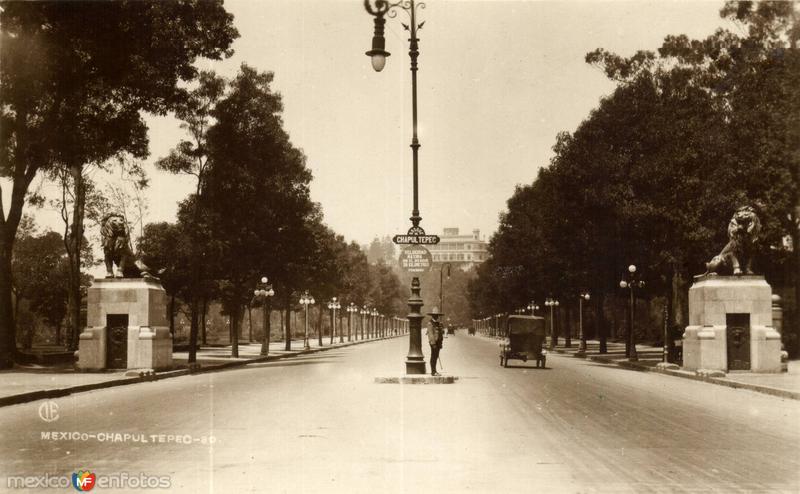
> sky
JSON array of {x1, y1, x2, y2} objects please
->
[{"x1": 20, "y1": 0, "x2": 735, "y2": 248}]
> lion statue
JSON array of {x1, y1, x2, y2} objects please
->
[
  {"x1": 703, "y1": 205, "x2": 761, "y2": 276},
  {"x1": 101, "y1": 213, "x2": 151, "y2": 279}
]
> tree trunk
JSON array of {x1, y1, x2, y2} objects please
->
[
  {"x1": 168, "y1": 295, "x2": 176, "y2": 336},
  {"x1": 317, "y1": 306, "x2": 324, "y2": 346},
  {"x1": 231, "y1": 306, "x2": 239, "y2": 358},
  {"x1": 596, "y1": 292, "x2": 608, "y2": 353},
  {"x1": 793, "y1": 225, "x2": 799, "y2": 358},
  {"x1": 201, "y1": 297, "x2": 208, "y2": 345},
  {"x1": 247, "y1": 303, "x2": 253, "y2": 342},
  {"x1": 264, "y1": 305, "x2": 271, "y2": 354},
  {"x1": 284, "y1": 304, "x2": 292, "y2": 351},
  {"x1": 65, "y1": 163, "x2": 86, "y2": 352},
  {"x1": 188, "y1": 299, "x2": 200, "y2": 364},
  {"x1": 279, "y1": 309, "x2": 284, "y2": 341},
  {"x1": 55, "y1": 321, "x2": 62, "y2": 347},
  {"x1": 0, "y1": 248, "x2": 15, "y2": 368}
]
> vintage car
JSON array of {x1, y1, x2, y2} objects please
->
[{"x1": 499, "y1": 315, "x2": 547, "y2": 368}]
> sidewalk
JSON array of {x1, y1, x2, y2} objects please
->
[
  {"x1": 481, "y1": 333, "x2": 800, "y2": 400},
  {"x1": 0, "y1": 335, "x2": 402, "y2": 408}
]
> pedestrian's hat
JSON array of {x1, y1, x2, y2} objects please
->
[{"x1": 427, "y1": 306, "x2": 444, "y2": 317}]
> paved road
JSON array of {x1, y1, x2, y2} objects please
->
[{"x1": 0, "y1": 334, "x2": 798, "y2": 493}]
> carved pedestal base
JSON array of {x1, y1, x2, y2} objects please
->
[
  {"x1": 77, "y1": 278, "x2": 172, "y2": 371},
  {"x1": 682, "y1": 275, "x2": 781, "y2": 373}
]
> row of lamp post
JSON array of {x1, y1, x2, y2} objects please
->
[
  {"x1": 473, "y1": 263, "x2": 645, "y2": 361},
  {"x1": 296, "y1": 290, "x2": 408, "y2": 350},
  {"x1": 246, "y1": 275, "x2": 418, "y2": 359}
]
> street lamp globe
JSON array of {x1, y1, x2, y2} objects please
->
[
  {"x1": 620, "y1": 280, "x2": 628, "y2": 289},
  {"x1": 261, "y1": 276, "x2": 268, "y2": 284},
  {"x1": 369, "y1": 51, "x2": 388, "y2": 72},
  {"x1": 629, "y1": 264, "x2": 637, "y2": 273},
  {"x1": 365, "y1": 15, "x2": 390, "y2": 72}
]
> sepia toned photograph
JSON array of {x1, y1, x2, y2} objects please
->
[{"x1": 0, "y1": 0, "x2": 798, "y2": 492}]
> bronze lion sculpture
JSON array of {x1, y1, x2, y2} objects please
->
[
  {"x1": 704, "y1": 205, "x2": 761, "y2": 276},
  {"x1": 101, "y1": 213, "x2": 151, "y2": 278}
]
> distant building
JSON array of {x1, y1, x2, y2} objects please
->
[{"x1": 429, "y1": 228, "x2": 488, "y2": 270}]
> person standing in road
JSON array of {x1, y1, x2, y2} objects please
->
[{"x1": 427, "y1": 307, "x2": 444, "y2": 376}]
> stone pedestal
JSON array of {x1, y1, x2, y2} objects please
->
[
  {"x1": 77, "y1": 278, "x2": 173, "y2": 371},
  {"x1": 682, "y1": 275, "x2": 781, "y2": 373}
]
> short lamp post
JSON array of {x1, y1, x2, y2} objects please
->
[
  {"x1": 299, "y1": 290, "x2": 315, "y2": 351},
  {"x1": 620, "y1": 264, "x2": 645, "y2": 361},
  {"x1": 576, "y1": 291, "x2": 590, "y2": 357},
  {"x1": 371, "y1": 308, "x2": 379, "y2": 338},
  {"x1": 347, "y1": 302, "x2": 357, "y2": 342},
  {"x1": 545, "y1": 298, "x2": 559, "y2": 350},
  {"x1": 253, "y1": 276, "x2": 275, "y2": 356},
  {"x1": 328, "y1": 297, "x2": 341, "y2": 344}
]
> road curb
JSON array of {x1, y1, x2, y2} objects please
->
[
  {"x1": 552, "y1": 348, "x2": 800, "y2": 401},
  {"x1": 0, "y1": 335, "x2": 405, "y2": 408}
]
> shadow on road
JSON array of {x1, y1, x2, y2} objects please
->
[
  {"x1": 500, "y1": 364, "x2": 552, "y2": 370},
  {"x1": 249, "y1": 356, "x2": 343, "y2": 369}
]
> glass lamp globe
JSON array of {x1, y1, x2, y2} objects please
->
[{"x1": 371, "y1": 53, "x2": 386, "y2": 72}]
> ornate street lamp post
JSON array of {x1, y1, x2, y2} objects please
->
[
  {"x1": 576, "y1": 291, "x2": 590, "y2": 357},
  {"x1": 253, "y1": 276, "x2": 275, "y2": 356},
  {"x1": 347, "y1": 302, "x2": 357, "y2": 342},
  {"x1": 371, "y1": 308, "x2": 379, "y2": 338},
  {"x1": 299, "y1": 291, "x2": 315, "y2": 351},
  {"x1": 545, "y1": 298, "x2": 559, "y2": 350},
  {"x1": 364, "y1": 0, "x2": 428, "y2": 374},
  {"x1": 360, "y1": 305, "x2": 368, "y2": 340},
  {"x1": 327, "y1": 297, "x2": 341, "y2": 344},
  {"x1": 620, "y1": 264, "x2": 645, "y2": 361},
  {"x1": 527, "y1": 301, "x2": 539, "y2": 316}
]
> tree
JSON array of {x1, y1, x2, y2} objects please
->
[
  {"x1": 12, "y1": 223, "x2": 70, "y2": 346},
  {"x1": 137, "y1": 221, "x2": 194, "y2": 336},
  {"x1": 155, "y1": 70, "x2": 226, "y2": 362},
  {"x1": 202, "y1": 64, "x2": 315, "y2": 356},
  {"x1": 0, "y1": 0, "x2": 238, "y2": 367},
  {"x1": 471, "y1": 1, "x2": 799, "y2": 354},
  {"x1": 586, "y1": 0, "x2": 799, "y2": 351}
]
